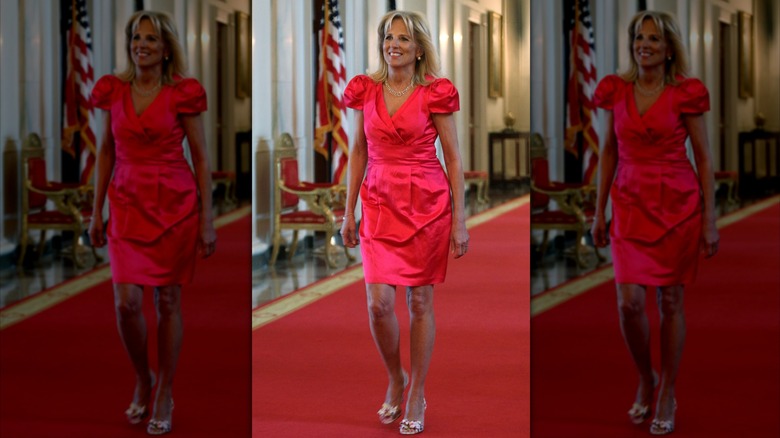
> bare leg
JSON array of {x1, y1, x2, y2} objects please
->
[
  {"x1": 366, "y1": 284, "x2": 406, "y2": 412},
  {"x1": 654, "y1": 285, "x2": 685, "y2": 423},
  {"x1": 404, "y1": 285, "x2": 435, "y2": 423},
  {"x1": 151, "y1": 285, "x2": 183, "y2": 423},
  {"x1": 114, "y1": 284, "x2": 154, "y2": 410},
  {"x1": 616, "y1": 284, "x2": 656, "y2": 411}
]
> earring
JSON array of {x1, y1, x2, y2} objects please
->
[
  {"x1": 667, "y1": 56, "x2": 672, "y2": 61},
  {"x1": 165, "y1": 56, "x2": 170, "y2": 61},
  {"x1": 417, "y1": 56, "x2": 421, "y2": 61}
]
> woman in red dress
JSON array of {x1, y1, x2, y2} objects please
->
[
  {"x1": 89, "y1": 11, "x2": 216, "y2": 435},
  {"x1": 591, "y1": 11, "x2": 719, "y2": 435},
  {"x1": 340, "y1": 10, "x2": 469, "y2": 435}
]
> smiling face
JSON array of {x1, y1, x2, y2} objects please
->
[
  {"x1": 382, "y1": 18, "x2": 422, "y2": 71},
  {"x1": 130, "y1": 19, "x2": 167, "y2": 69},
  {"x1": 632, "y1": 18, "x2": 671, "y2": 71}
]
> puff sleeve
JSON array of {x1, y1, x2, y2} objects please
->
[
  {"x1": 427, "y1": 78, "x2": 460, "y2": 113},
  {"x1": 172, "y1": 78, "x2": 207, "y2": 114},
  {"x1": 343, "y1": 75, "x2": 372, "y2": 110},
  {"x1": 593, "y1": 74, "x2": 623, "y2": 110},
  {"x1": 90, "y1": 75, "x2": 122, "y2": 110},
  {"x1": 675, "y1": 77, "x2": 710, "y2": 114}
]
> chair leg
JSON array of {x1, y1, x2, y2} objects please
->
[
  {"x1": 17, "y1": 225, "x2": 29, "y2": 269},
  {"x1": 574, "y1": 230, "x2": 588, "y2": 268},
  {"x1": 343, "y1": 243, "x2": 355, "y2": 262},
  {"x1": 72, "y1": 226, "x2": 85, "y2": 269},
  {"x1": 270, "y1": 228, "x2": 282, "y2": 266},
  {"x1": 538, "y1": 230, "x2": 550, "y2": 258},
  {"x1": 91, "y1": 245, "x2": 103, "y2": 264},
  {"x1": 323, "y1": 230, "x2": 337, "y2": 269},
  {"x1": 37, "y1": 230, "x2": 47, "y2": 261},
  {"x1": 287, "y1": 230, "x2": 300, "y2": 261},
  {"x1": 482, "y1": 177, "x2": 490, "y2": 202}
]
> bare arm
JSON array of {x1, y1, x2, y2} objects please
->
[
  {"x1": 591, "y1": 110, "x2": 618, "y2": 247},
  {"x1": 684, "y1": 113, "x2": 719, "y2": 258},
  {"x1": 432, "y1": 112, "x2": 469, "y2": 259},
  {"x1": 340, "y1": 110, "x2": 368, "y2": 247},
  {"x1": 182, "y1": 113, "x2": 217, "y2": 258},
  {"x1": 88, "y1": 111, "x2": 116, "y2": 247}
]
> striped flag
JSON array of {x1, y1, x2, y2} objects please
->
[
  {"x1": 62, "y1": 0, "x2": 96, "y2": 185},
  {"x1": 564, "y1": 0, "x2": 599, "y2": 184},
  {"x1": 314, "y1": 0, "x2": 349, "y2": 183}
]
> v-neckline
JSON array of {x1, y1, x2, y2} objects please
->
[
  {"x1": 630, "y1": 82, "x2": 667, "y2": 118},
  {"x1": 128, "y1": 83, "x2": 164, "y2": 118},
  {"x1": 380, "y1": 83, "x2": 420, "y2": 119}
]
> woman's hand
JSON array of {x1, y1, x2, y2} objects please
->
[
  {"x1": 591, "y1": 214, "x2": 608, "y2": 247},
  {"x1": 198, "y1": 218, "x2": 217, "y2": 258},
  {"x1": 701, "y1": 219, "x2": 719, "y2": 258},
  {"x1": 340, "y1": 215, "x2": 358, "y2": 248},
  {"x1": 88, "y1": 214, "x2": 106, "y2": 248},
  {"x1": 450, "y1": 221, "x2": 469, "y2": 259}
]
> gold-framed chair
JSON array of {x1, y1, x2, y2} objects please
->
[
  {"x1": 270, "y1": 133, "x2": 353, "y2": 268},
  {"x1": 529, "y1": 134, "x2": 604, "y2": 268},
  {"x1": 714, "y1": 170, "x2": 739, "y2": 206},
  {"x1": 211, "y1": 170, "x2": 237, "y2": 209},
  {"x1": 463, "y1": 170, "x2": 490, "y2": 204},
  {"x1": 18, "y1": 133, "x2": 101, "y2": 268}
]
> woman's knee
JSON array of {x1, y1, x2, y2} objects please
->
[
  {"x1": 367, "y1": 294, "x2": 394, "y2": 320},
  {"x1": 407, "y1": 286, "x2": 433, "y2": 317},
  {"x1": 114, "y1": 284, "x2": 143, "y2": 319},
  {"x1": 657, "y1": 286, "x2": 684, "y2": 316},
  {"x1": 154, "y1": 286, "x2": 182, "y2": 317},
  {"x1": 616, "y1": 285, "x2": 645, "y2": 318}
]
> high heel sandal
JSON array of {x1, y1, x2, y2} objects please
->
[
  {"x1": 628, "y1": 371, "x2": 658, "y2": 425},
  {"x1": 628, "y1": 403, "x2": 651, "y2": 425},
  {"x1": 126, "y1": 371, "x2": 156, "y2": 425},
  {"x1": 399, "y1": 399, "x2": 426, "y2": 435},
  {"x1": 649, "y1": 399, "x2": 677, "y2": 435},
  {"x1": 378, "y1": 371, "x2": 409, "y2": 425},
  {"x1": 146, "y1": 399, "x2": 174, "y2": 435}
]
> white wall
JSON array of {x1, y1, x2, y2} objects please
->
[
  {"x1": 252, "y1": 0, "x2": 531, "y2": 254},
  {"x1": 0, "y1": 0, "x2": 248, "y2": 266},
  {"x1": 531, "y1": 0, "x2": 771, "y2": 181}
]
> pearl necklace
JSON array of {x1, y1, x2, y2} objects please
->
[
  {"x1": 384, "y1": 80, "x2": 414, "y2": 97},
  {"x1": 634, "y1": 80, "x2": 666, "y2": 97},
  {"x1": 132, "y1": 80, "x2": 162, "y2": 97}
]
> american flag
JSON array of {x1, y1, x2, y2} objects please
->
[
  {"x1": 564, "y1": 0, "x2": 599, "y2": 184},
  {"x1": 314, "y1": 0, "x2": 349, "y2": 183},
  {"x1": 62, "y1": 0, "x2": 96, "y2": 185}
]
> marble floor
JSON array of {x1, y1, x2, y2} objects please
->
[
  {"x1": 530, "y1": 194, "x2": 747, "y2": 296},
  {"x1": 0, "y1": 200, "x2": 244, "y2": 309},
  {"x1": 252, "y1": 182, "x2": 530, "y2": 307},
  {"x1": 0, "y1": 185, "x2": 750, "y2": 311}
]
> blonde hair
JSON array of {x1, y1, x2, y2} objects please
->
[
  {"x1": 117, "y1": 11, "x2": 188, "y2": 84},
  {"x1": 369, "y1": 10, "x2": 440, "y2": 86},
  {"x1": 620, "y1": 11, "x2": 689, "y2": 85}
]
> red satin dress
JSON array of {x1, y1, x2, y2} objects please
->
[
  {"x1": 343, "y1": 75, "x2": 459, "y2": 286},
  {"x1": 594, "y1": 74, "x2": 709, "y2": 286},
  {"x1": 91, "y1": 75, "x2": 207, "y2": 286}
]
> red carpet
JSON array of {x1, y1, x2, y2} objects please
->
[
  {"x1": 0, "y1": 215, "x2": 251, "y2": 438},
  {"x1": 253, "y1": 200, "x2": 530, "y2": 437},
  {"x1": 531, "y1": 203, "x2": 780, "y2": 437}
]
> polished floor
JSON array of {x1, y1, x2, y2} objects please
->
[
  {"x1": 252, "y1": 183, "x2": 529, "y2": 307},
  {"x1": 0, "y1": 184, "x2": 749, "y2": 310},
  {"x1": 0, "y1": 200, "x2": 243, "y2": 309}
]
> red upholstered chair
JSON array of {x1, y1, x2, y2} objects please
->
[
  {"x1": 530, "y1": 151, "x2": 604, "y2": 268},
  {"x1": 463, "y1": 170, "x2": 489, "y2": 204},
  {"x1": 18, "y1": 133, "x2": 101, "y2": 268},
  {"x1": 270, "y1": 133, "x2": 353, "y2": 268}
]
